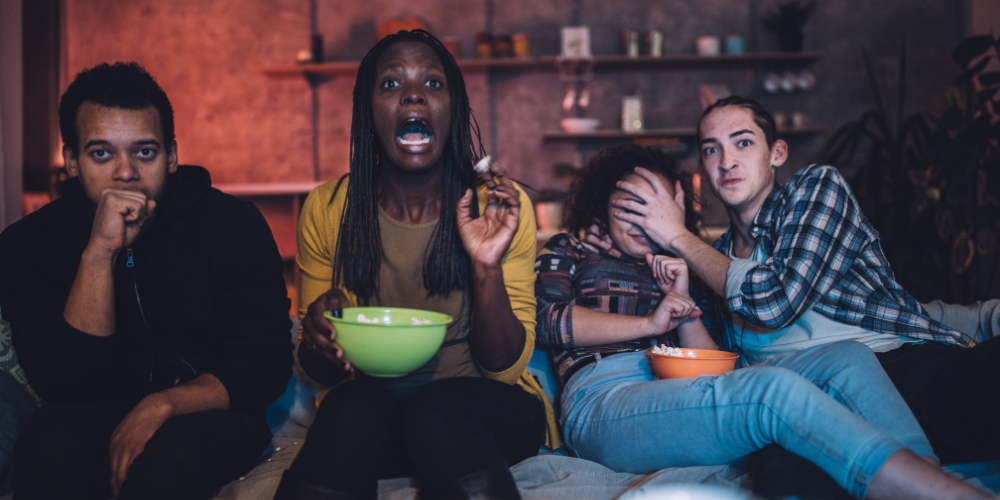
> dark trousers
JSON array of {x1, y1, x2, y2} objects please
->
[
  {"x1": 287, "y1": 377, "x2": 547, "y2": 498},
  {"x1": 752, "y1": 336, "x2": 1000, "y2": 499},
  {"x1": 0, "y1": 371, "x2": 36, "y2": 496},
  {"x1": 11, "y1": 403, "x2": 272, "y2": 500}
]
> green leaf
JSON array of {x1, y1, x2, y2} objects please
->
[
  {"x1": 952, "y1": 35, "x2": 995, "y2": 66},
  {"x1": 978, "y1": 71, "x2": 1000, "y2": 86},
  {"x1": 954, "y1": 56, "x2": 990, "y2": 85},
  {"x1": 977, "y1": 88, "x2": 998, "y2": 107}
]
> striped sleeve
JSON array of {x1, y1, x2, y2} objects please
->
[{"x1": 534, "y1": 234, "x2": 584, "y2": 349}]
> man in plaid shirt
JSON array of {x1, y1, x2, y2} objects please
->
[{"x1": 601, "y1": 95, "x2": 999, "y2": 496}]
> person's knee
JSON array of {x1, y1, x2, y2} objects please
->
[
  {"x1": 817, "y1": 340, "x2": 875, "y2": 364},
  {"x1": 13, "y1": 406, "x2": 80, "y2": 470},
  {"x1": 405, "y1": 379, "x2": 480, "y2": 439},
  {"x1": 828, "y1": 341, "x2": 880, "y2": 372},
  {"x1": 11, "y1": 405, "x2": 104, "y2": 494},
  {"x1": 404, "y1": 394, "x2": 454, "y2": 442},
  {"x1": 309, "y1": 381, "x2": 398, "y2": 442},
  {"x1": 801, "y1": 341, "x2": 880, "y2": 384},
  {"x1": 741, "y1": 366, "x2": 812, "y2": 406},
  {"x1": 135, "y1": 416, "x2": 215, "y2": 471},
  {"x1": 408, "y1": 378, "x2": 488, "y2": 410},
  {"x1": 744, "y1": 366, "x2": 799, "y2": 387},
  {"x1": 124, "y1": 412, "x2": 266, "y2": 491}
]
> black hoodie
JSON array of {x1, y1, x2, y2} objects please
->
[{"x1": 0, "y1": 166, "x2": 292, "y2": 412}]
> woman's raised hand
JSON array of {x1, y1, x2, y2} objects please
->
[
  {"x1": 643, "y1": 256, "x2": 701, "y2": 334},
  {"x1": 646, "y1": 291, "x2": 702, "y2": 335},
  {"x1": 456, "y1": 163, "x2": 520, "y2": 270},
  {"x1": 581, "y1": 219, "x2": 619, "y2": 257},
  {"x1": 301, "y1": 288, "x2": 352, "y2": 371},
  {"x1": 646, "y1": 255, "x2": 691, "y2": 297}
]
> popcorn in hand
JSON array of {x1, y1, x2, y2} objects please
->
[{"x1": 474, "y1": 155, "x2": 492, "y2": 174}]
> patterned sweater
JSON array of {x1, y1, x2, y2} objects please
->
[{"x1": 534, "y1": 234, "x2": 678, "y2": 387}]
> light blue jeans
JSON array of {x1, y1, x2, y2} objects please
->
[{"x1": 560, "y1": 341, "x2": 934, "y2": 499}]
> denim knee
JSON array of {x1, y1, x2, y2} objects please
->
[
  {"x1": 734, "y1": 365, "x2": 904, "y2": 498},
  {"x1": 807, "y1": 341, "x2": 881, "y2": 384},
  {"x1": 737, "y1": 366, "x2": 810, "y2": 405},
  {"x1": 820, "y1": 339, "x2": 874, "y2": 360}
]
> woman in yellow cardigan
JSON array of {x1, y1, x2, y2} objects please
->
[{"x1": 273, "y1": 30, "x2": 556, "y2": 500}]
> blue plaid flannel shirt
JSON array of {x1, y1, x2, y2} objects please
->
[{"x1": 699, "y1": 164, "x2": 975, "y2": 350}]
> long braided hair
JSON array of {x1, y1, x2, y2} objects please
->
[{"x1": 334, "y1": 29, "x2": 487, "y2": 304}]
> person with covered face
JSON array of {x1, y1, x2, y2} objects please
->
[
  {"x1": 0, "y1": 62, "x2": 293, "y2": 499},
  {"x1": 537, "y1": 144, "x2": 995, "y2": 500},
  {"x1": 276, "y1": 30, "x2": 556, "y2": 500}
]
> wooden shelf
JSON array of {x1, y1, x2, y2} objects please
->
[
  {"x1": 215, "y1": 182, "x2": 322, "y2": 196},
  {"x1": 260, "y1": 57, "x2": 539, "y2": 77},
  {"x1": 542, "y1": 126, "x2": 827, "y2": 141},
  {"x1": 456, "y1": 58, "x2": 539, "y2": 71},
  {"x1": 539, "y1": 52, "x2": 822, "y2": 70},
  {"x1": 260, "y1": 52, "x2": 822, "y2": 77}
]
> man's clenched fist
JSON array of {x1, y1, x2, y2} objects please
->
[{"x1": 89, "y1": 188, "x2": 157, "y2": 256}]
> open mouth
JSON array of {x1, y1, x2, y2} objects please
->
[
  {"x1": 397, "y1": 118, "x2": 432, "y2": 146},
  {"x1": 627, "y1": 228, "x2": 660, "y2": 253},
  {"x1": 626, "y1": 227, "x2": 651, "y2": 243}
]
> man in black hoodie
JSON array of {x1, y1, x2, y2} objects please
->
[{"x1": 0, "y1": 62, "x2": 293, "y2": 499}]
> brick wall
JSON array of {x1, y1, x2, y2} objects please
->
[{"x1": 62, "y1": 0, "x2": 966, "y2": 225}]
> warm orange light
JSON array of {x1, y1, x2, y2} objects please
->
[{"x1": 691, "y1": 173, "x2": 702, "y2": 212}]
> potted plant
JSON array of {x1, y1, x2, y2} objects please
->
[
  {"x1": 761, "y1": 1, "x2": 817, "y2": 52},
  {"x1": 819, "y1": 35, "x2": 1000, "y2": 302}
]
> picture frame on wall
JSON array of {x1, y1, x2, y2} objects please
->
[{"x1": 560, "y1": 26, "x2": 591, "y2": 58}]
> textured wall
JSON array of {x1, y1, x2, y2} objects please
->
[
  {"x1": 61, "y1": 0, "x2": 967, "y2": 224},
  {"x1": 63, "y1": 1, "x2": 314, "y2": 184},
  {"x1": 1, "y1": 0, "x2": 24, "y2": 230}
]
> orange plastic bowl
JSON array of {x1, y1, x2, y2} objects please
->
[{"x1": 649, "y1": 348, "x2": 739, "y2": 380}]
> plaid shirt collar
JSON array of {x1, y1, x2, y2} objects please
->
[
  {"x1": 713, "y1": 180, "x2": 782, "y2": 258},
  {"x1": 709, "y1": 164, "x2": 975, "y2": 347}
]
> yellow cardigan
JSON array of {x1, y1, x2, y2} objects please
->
[{"x1": 296, "y1": 175, "x2": 559, "y2": 449}]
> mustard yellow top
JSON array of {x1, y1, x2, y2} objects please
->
[{"x1": 296, "y1": 175, "x2": 559, "y2": 449}]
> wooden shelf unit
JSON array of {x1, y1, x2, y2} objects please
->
[
  {"x1": 542, "y1": 126, "x2": 827, "y2": 141},
  {"x1": 260, "y1": 57, "x2": 538, "y2": 76},
  {"x1": 259, "y1": 52, "x2": 822, "y2": 77},
  {"x1": 538, "y1": 52, "x2": 822, "y2": 69}
]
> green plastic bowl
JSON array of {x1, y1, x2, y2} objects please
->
[{"x1": 323, "y1": 307, "x2": 452, "y2": 378}]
